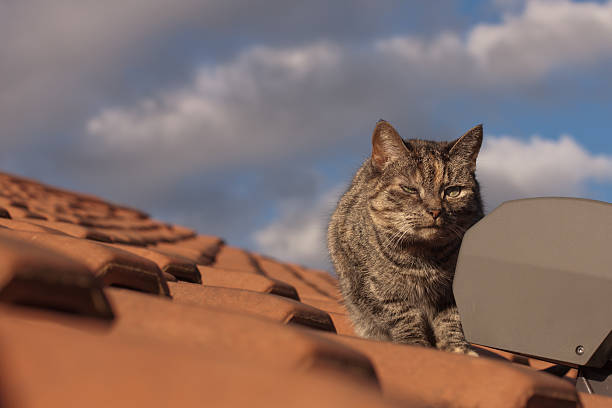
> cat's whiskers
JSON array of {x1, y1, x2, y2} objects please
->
[
  {"x1": 381, "y1": 219, "x2": 415, "y2": 253},
  {"x1": 381, "y1": 233, "x2": 400, "y2": 253},
  {"x1": 445, "y1": 224, "x2": 466, "y2": 241},
  {"x1": 382, "y1": 226, "x2": 409, "y2": 252},
  {"x1": 396, "y1": 227, "x2": 413, "y2": 248},
  {"x1": 379, "y1": 228, "x2": 401, "y2": 253}
]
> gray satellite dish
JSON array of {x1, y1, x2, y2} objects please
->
[{"x1": 454, "y1": 197, "x2": 612, "y2": 396}]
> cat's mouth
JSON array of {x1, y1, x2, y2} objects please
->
[
  {"x1": 414, "y1": 224, "x2": 446, "y2": 240},
  {"x1": 416, "y1": 220, "x2": 443, "y2": 229}
]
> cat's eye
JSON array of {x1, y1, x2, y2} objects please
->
[
  {"x1": 444, "y1": 186, "x2": 462, "y2": 198},
  {"x1": 400, "y1": 185, "x2": 419, "y2": 194}
]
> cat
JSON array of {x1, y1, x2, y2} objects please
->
[{"x1": 327, "y1": 120, "x2": 484, "y2": 355}]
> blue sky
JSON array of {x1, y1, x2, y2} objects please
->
[{"x1": 1, "y1": 0, "x2": 611, "y2": 269}]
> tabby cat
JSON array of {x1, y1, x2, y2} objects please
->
[{"x1": 327, "y1": 120, "x2": 484, "y2": 354}]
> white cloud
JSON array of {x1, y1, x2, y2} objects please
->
[
  {"x1": 2, "y1": 0, "x2": 400, "y2": 145},
  {"x1": 87, "y1": 42, "x2": 341, "y2": 155},
  {"x1": 468, "y1": 0, "x2": 612, "y2": 79},
  {"x1": 0, "y1": 0, "x2": 209, "y2": 143},
  {"x1": 253, "y1": 187, "x2": 343, "y2": 271},
  {"x1": 85, "y1": 42, "x2": 354, "y2": 176},
  {"x1": 378, "y1": 0, "x2": 612, "y2": 81},
  {"x1": 478, "y1": 134, "x2": 612, "y2": 210},
  {"x1": 86, "y1": 0, "x2": 612, "y2": 176}
]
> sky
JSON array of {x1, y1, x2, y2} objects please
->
[{"x1": 1, "y1": 0, "x2": 611, "y2": 271}]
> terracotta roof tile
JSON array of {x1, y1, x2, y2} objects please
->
[
  {"x1": 49, "y1": 213, "x2": 82, "y2": 224},
  {"x1": 105, "y1": 287, "x2": 376, "y2": 380},
  {"x1": 14, "y1": 218, "x2": 114, "y2": 241},
  {"x1": 299, "y1": 296, "x2": 350, "y2": 314},
  {"x1": 0, "y1": 231, "x2": 113, "y2": 319},
  {"x1": 170, "y1": 234, "x2": 224, "y2": 258},
  {"x1": 100, "y1": 228, "x2": 148, "y2": 246},
  {"x1": 472, "y1": 346, "x2": 580, "y2": 382},
  {"x1": 2, "y1": 229, "x2": 169, "y2": 296},
  {"x1": 168, "y1": 281, "x2": 336, "y2": 331},
  {"x1": 321, "y1": 333, "x2": 580, "y2": 408},
  {"x1": 212, "y1": 245, "x2": 262, "y2": 273},
  {"x1": 254, "y1": 254, "x2": 339, "y2": 301},
  {"x1": 1, "y1": 171, "x2": 610, "y2": 408},
  {"x1": 0, "y1": 218, "x2": 71, "y2": 234},
  {"x1": 107, "y1": 243, "x2": 201, "y2": 283},
  {"x1": 579, "y1": 393, "x2": 612, "y2": 408},
  {"x1": 0, "y1": 306, "x2": 408, "y2": 408},
  {"x1": 153, "y1": 241, "x2": 214, "y2": 264},
  {"x1": 3, "y1": 205, "x2": 48, "y2": 220},
  {"x1": 197, "y1": 265, "x2": 300, "y2": 300},
  {"x1": 148, "y1": 225, "x2": 196, "y2": 243},
  {"x1": 152, "y1": 234, "x2": 224, "y2": 263},
  {"x1": 328, "y1": 312, "x2": 357, "y2": 336},
  {"x1": 290, "y1": 264, "x2": 343, "y2": 299},
  {"x1": 162, "y1": 270, "x2": 178, "y2": 282},
  {"x1": 166, "y1": 223, "x2": 197, "y2": 239}
]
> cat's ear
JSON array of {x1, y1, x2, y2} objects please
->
[
  {"x1": 372, "y1": 120, "x2": 409, "y2": 171},
  {"x1": 448, "y1": 124, "x2": 483, "y2": 171}
]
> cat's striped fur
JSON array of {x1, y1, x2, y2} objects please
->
[{"x1": 328, "y1": 120, "x2": 483, "y2": 354}]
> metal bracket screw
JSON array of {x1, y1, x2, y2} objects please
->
[{"x1": 575, "y1": 345, "x2": 585, "y2": 355}]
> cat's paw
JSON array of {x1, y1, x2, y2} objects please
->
[{"x1": 450, "y1": 346, "x2": 479, "y2": 357}]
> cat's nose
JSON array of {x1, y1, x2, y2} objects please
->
[{"x1": 428, "y1": 209, "x2": 441, "y2": 220}]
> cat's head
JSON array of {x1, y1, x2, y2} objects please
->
[{"x1": 367, "y1": 120, "x2": 484, "y2": 247}]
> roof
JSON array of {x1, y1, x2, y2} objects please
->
[{"x1": 0, "y1": 171, "x2": 609, "y2": 408}]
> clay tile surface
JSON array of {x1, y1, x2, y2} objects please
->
[
  {"x1": 0, "y1": 307, "x2": 409, "y2": 408},
  {"x1": 198, "y1": 265, "x2": 300, "y2": 300},
  {"x1": 0, "y1": 218, "x2": 70, "y2": 235},
  {"x1": 105, "y1": 287, "x2": 376, "y2": 380},
  {"x1": 319, "y1": 332, "x2": 579, "y2": 408},
  {"x1": 254, "y1": 254, "x2": 339, "y2": 301},
  {"x1": 579, "y1": 393, "x2": 612, "y2": 408},
  {"x1": 0, "y1": 231, "x2": 112, "y2": 319},
  {"x1": 106, "y1": 243, "x2": 201, "y2": 283},
  {"x1": 4, "y1": 229, "x2": 169, "y2": 296},
  {"x1": 0, "y1": 170, "x2": 610, "y2": 408},
  {"x1": 168, "y1": 282, "x2": 336, "y2": 332},
  {"x1": 213, "y1": 245, "x2": 262, "y2": 273},
  {"x1": 15, "y1": 218, "x2": 114, "y2": 242}
]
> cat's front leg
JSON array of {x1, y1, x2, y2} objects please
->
[
  {"x1": 387, "y1": 308, "x2": 432, "y2": 347},
  {"x1": 347, "y1": 306, "x2": 391, "y2": 341},
  {"x1": 432, "y1": 306, "x2": 478, "y2": 356}
]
